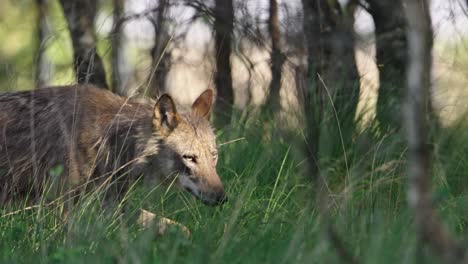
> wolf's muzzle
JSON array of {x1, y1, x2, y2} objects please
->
[{"x1": 201, "y1": 191, "x2": 228, "y2": 206}]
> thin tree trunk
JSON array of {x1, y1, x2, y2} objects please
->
[
  {"x1": 301, "y1": 0, "x2": 323, "y2": 179},
  {"x1": 213, "y1": 0, "x2": 234, "y2": 128},
  {"x1": 367, "y1": 0, "x2": 407, "y2": 130},
  {"x1": 111, "y1": 0, "x2": 127, "y2": 95},
  {"x1": 315, "y1": 0, "x2": 360, "y2": 133},
  {"x1": 147, "y1": 0, "x2": 171, "y2": 98},
  {"x1": 302, "y1": 1, "x2": 359, "y2": 262},
  {"x1": 59, "y1": 0, "x2": 108, "y2": 89},
  {"x1": 302, "y1": 0, "x2": 360, "y2": 164},
  {"x1": 404, "y1": 0, "x2": 466, "y2": 262},
  {"x1": 325, "y1": 0, "x2": 360, "y2": 142},
  {"x1": 265, "y1": 0, "x2": 285, "y2": 112},
  {"x1": 35, "y1": 0, "x2": 50, "y2": 88}
]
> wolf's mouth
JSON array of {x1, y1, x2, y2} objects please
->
[
  {"x1": 200, "y1": 198, "x2": 223, "y2": 207},
  {"x1": 179, "y1": 175, "x2": 227, "y2": 206},
  {"x1": 184, "y1": 186, "x2": 225, "y2": 206}
]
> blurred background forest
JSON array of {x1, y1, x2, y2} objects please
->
[
  {"x1": 0, "y1": 0, "x2": 468, "y2": 263},
  {"x1": 1, "y1": 0, "x2": 468, "y2": 123}
]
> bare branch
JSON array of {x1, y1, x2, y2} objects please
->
[{"x1": 114, "y1": 6, "x2": 163, "y2": 30}]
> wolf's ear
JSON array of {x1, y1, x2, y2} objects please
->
[
  {"x1": 154, "y1": 94, "x2": 179, "y2": 133},
  {"x1": 192, "y1": 89, "x2": 213, "y2": 118}
]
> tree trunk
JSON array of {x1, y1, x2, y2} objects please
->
[
  {"x1": 147, "y1": 0, "x2": 171, "y2": 98},
  {"x1": 301, "y1": 0, "x2": 323, "y2": 179},
  {"x1": 301, "y1": 2, "x2": 361, "y2": 261},
  {"x1": 59, "y1": 0, "x2": 108, "y2": 89},
  {"x1": 404, "y1": 0, "x2": 466, "y2": 262},
  {"x1": 302, "y1": 0, "x2": 360, "y2": 166},
  {"x1": 323, "y1": 0, "x2": 360, "y2": 143},
  {"x1": 265, "y1": 0, "x2": 285, "y2": 112},
  {"x1": 111, "y1": 0, "x2": 128, "y2": 95},
  {"x1": 213, "y1": 0, "x2": 234, "y2": 128},
  {"x1": 366, "y1": 0, "x2": 407, "y2": 130},
  {"x1": 35, "y1": 0, "x2": 51, "y2": 88}
]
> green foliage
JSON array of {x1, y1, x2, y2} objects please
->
[{"x1": 0, "y1": 112, "x2": 466, "y2": 263}]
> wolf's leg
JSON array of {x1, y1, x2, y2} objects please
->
[
  {"x1": 61, "y1": 147, "x2": 90, "y2": 222},
  {"x1": 137, "y1": 209, "x2": 191, "y2": 237},
  {"x1": 60, "y1": 164, "x2": 79, "y2": 222}
]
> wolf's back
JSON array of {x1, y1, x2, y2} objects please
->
[
  {"x1": 0, "y1": 88, "x2": 74, "y2": 169},
  {"x1": 0, "y1": 85, "x2": 144, "y2": 202}
]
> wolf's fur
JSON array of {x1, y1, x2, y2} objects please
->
[{"x1": 0, "y1": 85, "x2": 226, "y2": 207}]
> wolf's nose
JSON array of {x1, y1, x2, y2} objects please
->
[
  {"x1": 218, "y1": 192, "x2": 228, "y2": 204},
  {"x1": 201, "y1": 190, "x2": 228, "y2": 206},
  {"x1": 214, "y1": 191, "x2": 228, "y2": 205}
]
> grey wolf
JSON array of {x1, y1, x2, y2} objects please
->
[{"x1": 0, "y1": 85, "x2": 227, "y2": 209}]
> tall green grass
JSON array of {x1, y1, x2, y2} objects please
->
[{"x1": 0, "y1": 111, "x2": 466, "y2": 263}]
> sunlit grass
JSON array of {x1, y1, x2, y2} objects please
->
[{"x1": 0, "y1": 112, "x2": 466, "y2": 263}]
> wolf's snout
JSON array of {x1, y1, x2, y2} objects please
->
[
  {"x1": 201, "y1": 189, "x2": 228, "y2": 206},
  {"x1": 215, "y1": 191, "x2": 228, "y2": 205}
]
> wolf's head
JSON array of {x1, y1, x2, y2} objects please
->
[{"x1": 149, "y1": 90, "x2": 227, "y2": 206}]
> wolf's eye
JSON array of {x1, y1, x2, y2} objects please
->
[
  {"x1": 212, "y1": 152, "x2": 218, "y2": 160},
  {"x1": 183, "y1": 154, "x2": 197, "y2": 163}
]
